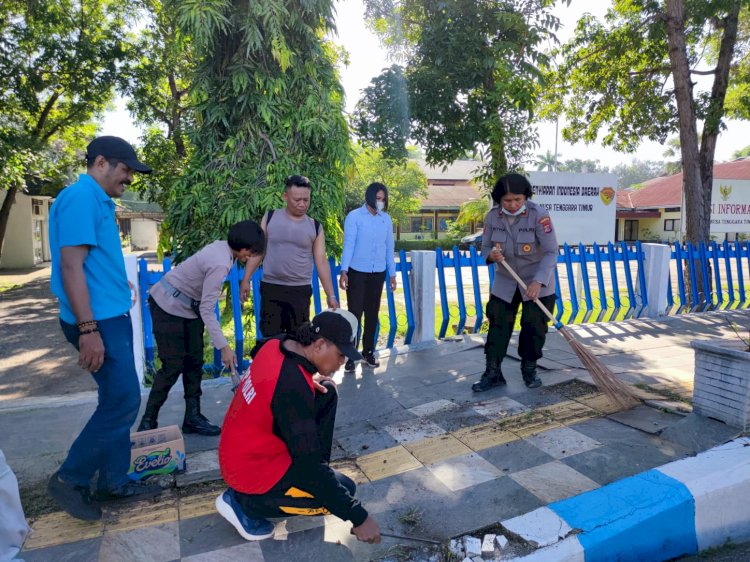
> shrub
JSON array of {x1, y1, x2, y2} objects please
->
[{"x1": 395, "y1": 239, "x2": 461, "y2": 251}]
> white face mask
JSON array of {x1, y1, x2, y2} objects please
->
[
  {"x1": 376, "y1": 201, "x2": 385, "y2": 211},
  {"x1": 502, "y1": 204, "x2": 526, "y2": 217}
]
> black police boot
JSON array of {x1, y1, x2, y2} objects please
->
[
  {"x1": 137, "y1": 394, "x2": 164, "y2": 431},
  {"x1": 521, "y1": 360, "x2": 542, "y2": 388},
  {"x1": 182, "y1": 397, "x2": 221, "y2": 436},
  {"x1": 472, "y1": 357, "x2": 506, "y2": 392}
]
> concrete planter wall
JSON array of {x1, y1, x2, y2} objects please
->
[{"x1": 691, "y1": 340, "x2": 750, "y2": 430}]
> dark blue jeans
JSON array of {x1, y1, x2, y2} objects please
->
[{"x1": 59, "y1": 314, "x2": 141, "y2": 492}]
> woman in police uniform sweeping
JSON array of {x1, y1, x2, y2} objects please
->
[{"x1": 473, "y1": 173, "x2": 559, "y2": 392}]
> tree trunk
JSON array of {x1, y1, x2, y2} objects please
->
[
  {"x1": 698, "y1": 1, "x2": 740, "y2": 233},
  {"x1": 0, "y1": 185, "x2": 19, "y2": 261},
  {"x1": 168, "y1": 73, "x2": 186, "y2": 158},
  {"x1": 664, "y1": 0, "x2": 709, "y2": 306},
  {"x1": 490, "y1": 128, "x2": 508, "y2": 179},
  {"x1": 665, "y1": 0, "x2": 740, "y2": 308},
  {"x1": 664, "y1": 0, "x2": 705, "y2": 246}
]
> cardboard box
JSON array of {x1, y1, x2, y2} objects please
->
[{"x1": 128, "y1": 425, "x2": 186, "y2": 481}]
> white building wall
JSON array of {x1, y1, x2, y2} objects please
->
[
  {"x1": 130, "y1": 219, "x2": 159, "y2": 251},
  {"x1": 0, "y1": 191, "x2": 35, "y2": 269}
]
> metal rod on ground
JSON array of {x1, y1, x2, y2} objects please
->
[
  {"x1": 497, "y1": 257, "x2": 640, "y2": 409},
  {"x1": 380, "y1": 532, "x2": 441, "y2": 545},
  {"x1": 350, "y1": 529, "x2": 441, "y2": 545}
]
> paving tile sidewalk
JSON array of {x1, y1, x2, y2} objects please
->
[{"x1": 6, "y1": 310, "x2": 749, "y2": 561}]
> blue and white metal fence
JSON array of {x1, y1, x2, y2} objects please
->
[{"x1": 137, "y1": 240, "x2": 750, "y2": 376}]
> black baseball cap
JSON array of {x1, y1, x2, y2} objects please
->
[
  {"x1": 86, "y1": 136, "x2": 152, "y2": 174},
  {"x1": 311, "y1": 310, "x2": 362, "y2": 361}
]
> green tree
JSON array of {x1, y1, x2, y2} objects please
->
[
  {"x1": 723, "y1": 8, "x2": 750, "y2": 119},
  {"x1": 661, "y1": 137, "x2": 683, "y2": 176},
  {"x1": 559, "y1": 158, "x2": 609, "y2": 174},
  {"x1": 457, "y1": 198, "x2": 490, "y2": 232},
  {"x1": 357, "y1": 0, "x2": 563, "y2": 187},
  {"x1": 732, "y1": 144, "x2": 750, "y2": 158},
  {"x1": 344, "y1": 146, "x2": 427, "y2": 229},
  {"x1": 119, "y1": 0, "x2": 194, "y2": 216},
  {"x1": 535, "y1": 149, "x2": 561, "y2": 171},
  {"x1": 0, "y1": 0, "x2": 132, "y2": 260},
  {"x1": 352, "y1": 65, "x2": 410, "y2": 161},
  {"x1": 546, "y1": 0, "x2": 746, "y2": 245},
  {"x1": 612, "y1": 159, "x2": 668, "y2": 189},
  {"x1": 444, "y1": 197, "x2": 490, "y2": 240},
  {"x1": 166, "y1": 0, "x2": 351, "y2": 261}
]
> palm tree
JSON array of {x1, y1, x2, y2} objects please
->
[
  {"x1": 456, "y1": 198, "x2": 491, "y2": 228},
  {"x1": 662, "y1": 137, "x2": 682, "y2": 175},
  {"x1": 535, "y1": 150, "x2": 560, "y2": 171}
]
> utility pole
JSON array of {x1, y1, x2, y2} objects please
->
[{"x1": 554, "y1": 117, "x2": 559, "y2": 171}]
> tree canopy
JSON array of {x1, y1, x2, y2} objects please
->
[
  {"x1": 119, "y1": 0, "x2": 194, "y2": 220},
  {"x1": 732, "y1": 144, "x2": 750, "y2": 158},
  {"x1": 611, "y1": 159, "x2": 669, "y2": 189},
  {"x1": 558, "y1": 158, "x2": 608, "y2": 174},
  {"x1": 0, "y1": 0, "x2": 132, "y2": 259},
  {"x1": 344, "y1": 145, "x2": 427, "y2": 228},
  {"x1": 164, "y1": 0, "x2": 352, "y2": 260},
  {"x1": 351, "y1": 65, "x2": 410, "y2": 161},
  {"x1": 355, "y1": 0, "x2": 563, "y2": 187},
  {"x1": 535, "y1": 149, "x2": 561, "y2": 171},
  {"x1": 546, "y1": 0, "x2": 747, "y2": 244}
]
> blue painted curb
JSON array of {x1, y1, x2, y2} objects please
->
[{"x1": 502, "y1": 437, "x2": 750, "y2": 562}]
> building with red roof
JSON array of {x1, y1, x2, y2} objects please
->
[
  {"x1": 403, "y1": 160, "x2": 485, "y2": 241},
  {"x1": 615, "y1": 159, "x2": 750, "y2": 242}
]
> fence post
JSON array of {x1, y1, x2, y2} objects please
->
[
  {"x1": 641, "y1": 243, "x2": 671, "y2": 318},
  {"x1": 124, "y1": 254, "x2": 145, "y2": 386},
  {"x1": 410, "y1": 250, "x2": 436, "y2": 344}
]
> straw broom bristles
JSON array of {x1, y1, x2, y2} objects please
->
[
  {"x1": 557, "y1": 326, "x2": 640, "y2": 409},
  {"x1": 497, "y1": 258, "x2": 640, "y2": 410}
]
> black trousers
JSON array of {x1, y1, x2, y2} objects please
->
[
  {"x1": 345, "y1": 269, "x2": 386, "y2": 354},
  {"x1": 485, "y1": 289, "x2": 556, "y2": 363},
  {"x1": 146, "y1": 297, "x2": 204, "y2": 407},
  {"x1": 260, "y1": 281, "x2": 312, "y2": 338},
  {"x1": 234, "y1": 382, "x2": 355, "y2": 518}
]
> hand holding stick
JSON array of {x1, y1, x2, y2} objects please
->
[
  {"x1": 497, "y1": 255, "x2": 640, "y2": 409},
  {"x1": 495, "y1": 246, "x2": 556, "y2": 325}
]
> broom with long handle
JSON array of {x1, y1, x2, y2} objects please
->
[{"x1": 495, "y1": 250, "x2": 640, "y2": 409}]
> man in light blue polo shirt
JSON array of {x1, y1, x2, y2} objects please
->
[
  {"x1": 339, "y1": 182, "x2": 397, "y2": 372},
  {"x1": 47, "y1": 136, "x2": 158, "y2": 520}
]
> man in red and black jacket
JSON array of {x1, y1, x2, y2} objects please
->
[{"x1": 216, "y1": 309, "x2": 381, "y2": 543}]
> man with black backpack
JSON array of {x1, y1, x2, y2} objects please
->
[{"x1": 239, "y1": 175, "x2": 338, "y2": 338}]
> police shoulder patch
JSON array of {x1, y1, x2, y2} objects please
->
[{"x1": 539, "y1": 216, "x2": 553, "y2": 234}]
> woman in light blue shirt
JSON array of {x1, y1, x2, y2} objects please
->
[{"x1": 339, "y1": 183, "x2": 397, "y2": 371}]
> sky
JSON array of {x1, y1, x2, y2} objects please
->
[{"x1": 99, "y1": 0, "x2": 748, "y2": 169}]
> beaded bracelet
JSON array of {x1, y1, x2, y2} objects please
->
[
  {"x1": 78, "y1": 328, "x2": 99, "y2": 335},
  {"x1": 77, "y1": 320, "x2": 98, "y2": 329}
]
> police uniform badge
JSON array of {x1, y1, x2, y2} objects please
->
[{"x1": 539, "y1": 216, "x2": 553, "y2": 234}]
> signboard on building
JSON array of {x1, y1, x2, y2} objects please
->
[
  {"x1": 527, "y1": 172, "x2": 618, "y2": 245},
  {"x1": 709, "y1": 179, "x2": 750, "y2": 234}
]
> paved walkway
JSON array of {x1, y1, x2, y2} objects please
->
[
  {"x1": 0, "y1": 266, "x2": 95, "y2": 400},
  {"x1": 4, "y1": 309, "x2": 748, "y2": 561}
]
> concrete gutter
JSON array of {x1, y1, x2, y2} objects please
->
[{"x1": 501, "y1": 437, "x2": 750, "y2": 561}]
